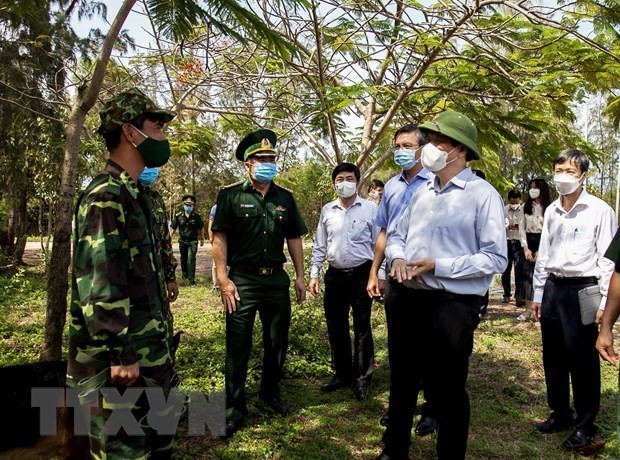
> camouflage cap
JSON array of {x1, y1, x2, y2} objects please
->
[{"x1": 98, "y1": 88, "x2": 176, "y2": 135}]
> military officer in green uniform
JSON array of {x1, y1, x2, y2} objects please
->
[
  {"x1": 170, "y1": 194, "x2": 205, "y2": 284},
  {"x1": 68, "y1": 88, "x2": 177, "y2": 459},
  {"x1": 212, "y1": 129, "x2": 308, "y2": 439}
]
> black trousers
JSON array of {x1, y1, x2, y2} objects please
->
[
  {"x1": 323, "y1": 261, "x2": 374, "y2": 385},
  {"x1": 540, "y1": 277, "x2": 600, "y2": 430},
  {"x1": 382, "y1": 284, "x2": 481, "y2": 460},
  {"x1": 384, "y1": 279, "x2": 435, "y2": 420},
  {"x1": 502, "y1": 239, "x2": 523, "y2": 298}
]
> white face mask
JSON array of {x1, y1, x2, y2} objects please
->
[
  {"x1": 529, "y1": 188, "x2": 540, "y2": 199},
  {"x1": 554, "y1": 172, "x2": 584, "y2": 196},
  {"x1": 420, "y1": 143, "x2": 459, "y2": 172},
  {"x1": 335, "y1": 181, "x2": 357, "y2": 198},
  {"x1": 509, "y1": 204, "x2": 520, "y2": 210}
]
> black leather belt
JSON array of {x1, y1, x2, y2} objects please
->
[
  {"x1": 329, "y1": 260, "x2": 372, "y2": 274},
  {"x1": 233, "y1": 264, "x2": 283, "y2": 276},
  {"x1": 548, "y1": 273, "x2": 598, "y2": 286}
]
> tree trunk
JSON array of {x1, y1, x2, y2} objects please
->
[
  {"x1": 14, "y1": 193, "x2": 27, "y2": 264},
  {"x1": 41, "y1": 0, "x2": 138, "y2": 361}
]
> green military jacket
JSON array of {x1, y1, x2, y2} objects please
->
[
  {"x1": 67, "y1": 160, "x2": 173, "y2": 384},
  {"x1": 171, "y1": 209, "x2": 204, "y2": 243},
  {"x1": 141, "y1": 185, "x2": 177, "y2": 285},
  {"x1": 211, "y1": 179, "x2": 308, "y2": 266},
  {"x1": 605, "y1": 228, "x2": 620, "y2": 270}
]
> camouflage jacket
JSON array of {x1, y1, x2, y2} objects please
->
[
  {"x1": 140, "y1": 185, "x2": 177, "y2": 285},
  {"x1": 67, "y1": 160, "x2": 173, "y2": 384}
]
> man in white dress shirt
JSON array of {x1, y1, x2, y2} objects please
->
[
  {"x1": 310, "y1": 162, "x2": 379, "y2": 401},
  {"x1": 532, "y1": 148, "x2": 616, "y2": 452},
  {"x1": 378, "y1": 111, "x2": 507, "y2": 460}
]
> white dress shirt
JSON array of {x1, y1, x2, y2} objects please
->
[
  {"x1": 504, "y1": 204, "x2": 524, "y2": 241},
  {"x1": 310, "y1": 195, "x2": 379, "y2": 278},
  {"x1": 385, "y1": 168, "x2": 508, "y2": 296},
  {"x1": 533, "y1": 188, "x2": 616, "y2": 307}
]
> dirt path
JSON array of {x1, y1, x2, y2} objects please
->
[{"x1": 22, "y1": 241, "x2": 216, "y2": 283}]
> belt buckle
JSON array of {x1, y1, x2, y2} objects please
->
[{"x1": 258, "y1": 267, "x2": 272, "y2": 276}]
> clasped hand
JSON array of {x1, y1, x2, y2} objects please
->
[{"x1": 389, "y1": 258, "x2": 435, "y2": 284}]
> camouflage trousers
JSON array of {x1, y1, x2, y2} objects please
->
[{"x1": 79, "y1": 369, "x2": 175, "y2": 460}]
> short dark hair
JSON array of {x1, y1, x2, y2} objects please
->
[
  {"x1": 507, "y1": 189, "x2": 522, "y2": 200},
  {"x1": 393, "y1": 123, "x2": 428, "y2": 146},
  {"x1": 100, "y1": 114, "x2": 148, "y2": 152},
  {"x1": 368, "y1": 179, "x2": 384, "y2": 191},
  {"x1": 332, "y1": 162, "x2": 360, "y2": 182},
  {"x1": 554, "y1": 148, "x2": 589, "y2": 172},
  {"x1": 472, "y1": 169, "x2": 486, "y2": 180}
]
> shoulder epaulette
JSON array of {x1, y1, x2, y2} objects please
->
[
  {"x1": 82, "y1": 172, "x2": 117, "y2": 198},
  {"x1": 106, "y1": 175, "x2": 122, "y2": 197},
  {"x1": 274, "y1": 183, "x2": 293, "y2": 194},
  {"x1": 222, "y1": 180, "x2": 244, "y2": 190}
]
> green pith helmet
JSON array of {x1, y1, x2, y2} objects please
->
[
  {"x1": 419, "y1": 111, "x2": 479, "y2": 160},
  {"x1": 98, "y1": 88, "x2": 176, "y2": 135},
  {"x1": 235, "y1": 129, "x2": 278, "y2": 161}
]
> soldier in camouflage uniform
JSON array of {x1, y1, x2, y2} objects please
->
[
  {"x1": 68, "y1": 88, "x2": 177, "y2": 459},
  {"x1": 138, "y1": 166, "x2": 179, "y2": 304}
]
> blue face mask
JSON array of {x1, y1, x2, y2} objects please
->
[
  {"x1": 252, "y1": 162, "x2": 277, "y2": 183},
  {"x1": 393, "y1": 149, "x2": 418, "y2": 171},
  {"x1": 184, "y1": 205, "x2": 193, "y2": 212},
  {"x1": 138, "y1": 167, "x2": 159, "y2": 186}
]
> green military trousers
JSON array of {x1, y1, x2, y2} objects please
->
[
  {"x1": 225, "y1": 268, "x2": 291, "y2": 423},
  {"x1": 179, "y1": 240, "x2": 198, "y2": 283}
]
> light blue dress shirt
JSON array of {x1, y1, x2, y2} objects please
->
[
  {"x1": 385, "y1": 168, "x2": 508, "y2": 296},
  {"x1": 311, "y1": 195, "x2": 379, "y2": 278},
  {"x1": 376, "y1": 167, "x2": 430, "y2": 236}
]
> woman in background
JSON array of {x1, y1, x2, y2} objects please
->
[{"x1": 518, "y1": 178, "x2": 552, "y2": 322}]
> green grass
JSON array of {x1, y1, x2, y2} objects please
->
[{"x1": 1, "y1": 262, "x2": 620, "y2": 459}]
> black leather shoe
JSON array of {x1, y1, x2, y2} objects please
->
[
  {"x1": 534, "y1": 416, "x2": 573, "y2": 434},
  {"x1": 354, "y1": 383, "x2": 371, "y2": 401},
  {"x1": 260, "y1": 395, "x2": 289, "y2": 416},
  {"x1": 415, "y1": 416, "x2": 437, "y2": 436},
  {"x1": 376, "y1": 449, "x2": 408, "y2": 460},
  {"x1": 220, "y1": 419, "x2": 244, "y2": 439},
  {"x1": 562, "y1": 427, "x2": 597, "y2": 451},
  {"x1": 380, "y1": 412, "x2": 389, "y2": 427},
  {"x1": 321, "y1": 376, "x2": 351, "y2": 392}
]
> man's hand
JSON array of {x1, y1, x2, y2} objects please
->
[
  {"x1": 220, "y1": 278, "x2": 240, "y2": 313},
  {"x1": 596, "y1": 328, "x2": 618, "y2": 365},
  {"x1": 389, "y1": 259, "x2": 408, "y2": 283},
  {"x1": 200, "y1": 239, "x2": 205, "y2": 247},
  {"x1": 110, "y1": 362, "x2": 140, "y2": 387},
  {"x1": 406, "y1": 258, "x2": 435, "y2": 280},
  {"x1": 294, "y1": 276, "x2": 306, "y2": 303},
  {"x1": 533, "y1": 302, "x2": 541, "y2": 322},
  {"x1": 596, "y1": 309, "x2": 604, "y2": 325},
  {"x1": 309, "y1": 278, "x2": 320, "y2": 297},
  {"x1": 167, "y1": 282, "x2": 178, "y2": 302},
  {"x1": 367, "y1": 272, "x2": 384, "y2": 298}
]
